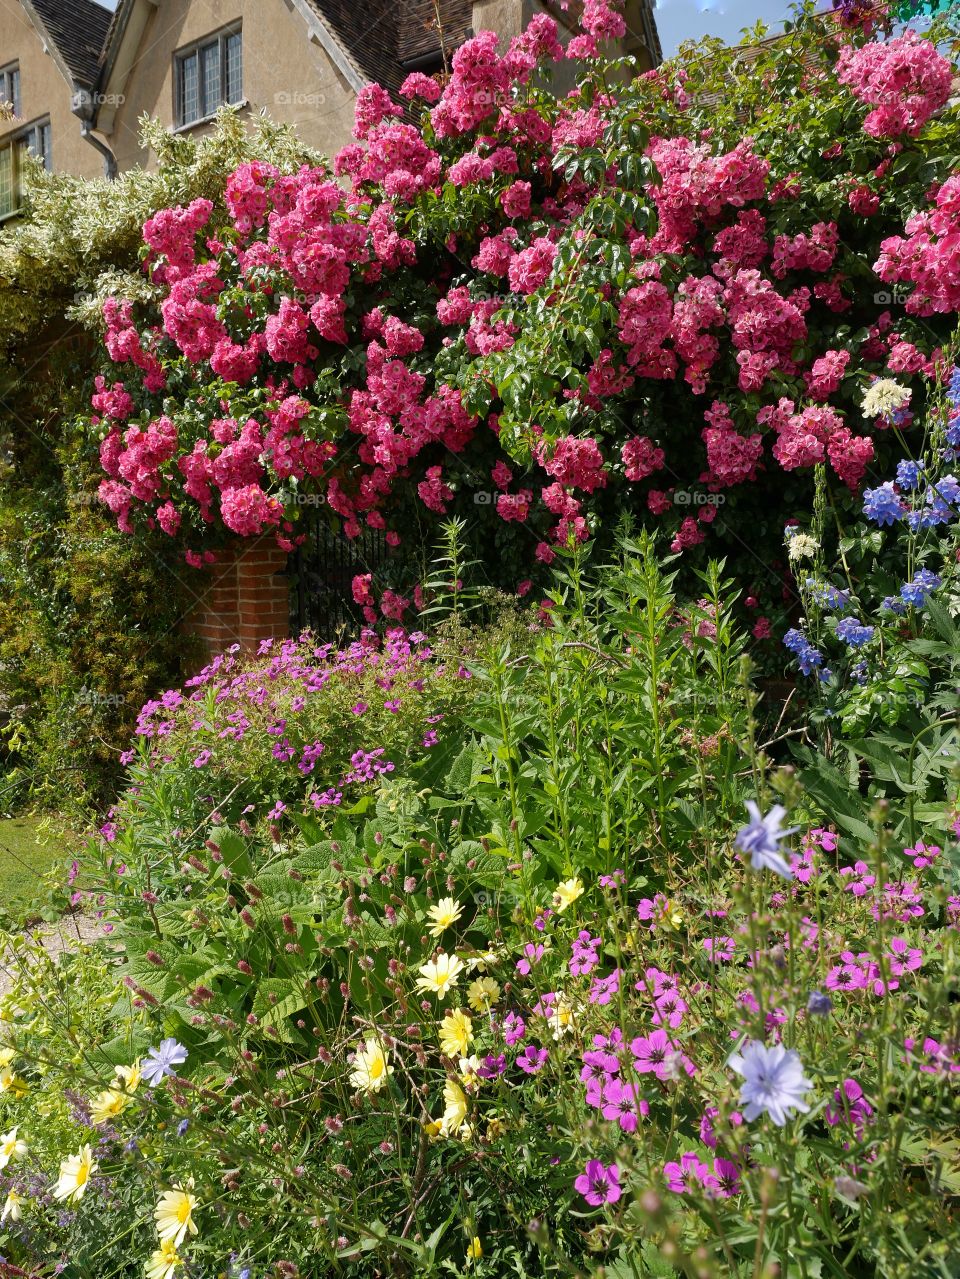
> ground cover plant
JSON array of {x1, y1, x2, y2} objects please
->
[{"x1": 0, "y1": 509, "x2": 956, "y2": 1277}]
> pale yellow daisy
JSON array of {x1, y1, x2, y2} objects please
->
[
  {"x1": 466, "y1": 948, "x2": 501, "y2": 973},
  {"x1": 439, "y1": 1009, "x2": 474, "y2": 1059},
  {"x1": 552, "y1": 878, "x2": 584, "y2": 913},
  {"x1": 154, "y1": 1185, "x2": 198, "y2": 1247},
  {"x1": 145, "y1": 1238, "x2": 182, "y2": 1279},
  {"x1": 91, "y1": 1086, "x2": 132, "y2": 1126},
  {"x1": 426, "y1": 896, "x2": 464, "y2": 937},
  {"x1": 439, "y1": 1079, "x2": 469, "y2": 1136},
  {"x1": 115, "y1": 1059, "x2": 142, "y2": 1093},
  {"x1": 467, "y1": 976, "x2": 500, "y2": 1012},
  {"x1": 52, "y1": 1145, "x2": 97, "y2": 1202},
  {"x1": 0, "y1": 1056, "x2": 27, "y2": 1098},
  {"x1": 548, "y1": 992, "x2": 576, "y2": 1039},
  {"x1": 415, "y1": 952, "x2": 465, "y2": 999},
  {"x1": 0, "y1": 1125, "x2": 27, "y2": 1169},
  {"x1": 458, "y1": 1055, "x2": 483, "y2": 1092},
  {"x1": 349, "y1": 1040, "x2": 393, "y2": 1094},
  {"x1": 1, "y1": 1189, "x2": 22, "y2": 1222}
]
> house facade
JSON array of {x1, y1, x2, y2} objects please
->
[
  {"x1": 0, "y1": 0, "x2": 113, "y2": 218},
  {"x1": 1, "y1": 0, "x2": 661, "y2": 208}
]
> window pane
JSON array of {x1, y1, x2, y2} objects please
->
[
  {"x1": 179, "y1": 51, "x2": 199, "y2": 125},
  {"x1": 40, "y1": 122, "x2": 51, "y2": 170},
  {"x1": 10, "y1": 68, "x2": 20, "y2": 117},
  {"x1": 0, "y1": 147, "x2": 14, "y2": 217},
  {"x1": 225, "y1": 33, "x2": 242, "y2": 103},
  {"x1": 200, "y1": 41, "x2": 220, "y2": 117}
]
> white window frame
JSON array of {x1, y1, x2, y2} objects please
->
[
  {"x1": 174, "y1": 25, "x2": 243, "y2": 130},
  {"x1": 0, "y1": 117, "x2": 51, "y2": 222},
  {"x1": 0, "y1": 63, "x2": 21, "y2": 118}
]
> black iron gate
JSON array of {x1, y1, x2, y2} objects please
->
[{"x1": 289, "y1": 518, "x2": 389, "y2": 639}]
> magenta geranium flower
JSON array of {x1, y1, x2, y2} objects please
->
[
  {"x1": 574, "y1": 1159, "x2": 622, "y2": 1206},
  {"x1": 517, "y1": 1045, "x2": 548, "y2": 1075},
  {"x1": 663, "y1": 1151, "x2": 709, "y2": 1193},
  {"x1": 600, "y1": 1077, "x2": 649, "y2": 1133}
]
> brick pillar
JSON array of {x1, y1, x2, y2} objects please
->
[{"x1": 190, "y1": 538, "x2": 291, "y2": 657}]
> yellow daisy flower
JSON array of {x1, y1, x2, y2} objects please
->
[
  {"x1": 145, "y1": 1238, "x2": 182, "y2": 1279},
  {"x1": 349, "y1": 1040, "x2": 393, "y2": 1094},
  {"x1": 154, "y1": 1185, "x2": 198, "y2": 1247},
  {"x1": 90, "y1": 1086, "x2": 132, "y2": 1126},
  {"x1": 1, "y1": 1189, "x2": 22, "y2": 1222},
  {"x1": 0, "y1": 1125, "x2": 27, "y2": 1169},
  {"x1": 458, "y1": 1055, "x2": 483, "y2": 1092},
  {"x1": 52, "y1": 1145, "x2": 97, "y2": 1202},
  {"x1": 115, "y1": 1059, "x2": 142, "y2": 1093},
  {"x1": 439, "y1": 1079, "x2": 469, "y2": 1136},
  {"x1": 548, "y1": 992, "x2": 576, "y2": 1039},
  {"x1": 438, "y1": 1009, "x2": 474, "y2": 1059},
  {"x1": 415, "y1": 952, "x2": 465, "y2": 999},
  {"x1": 467, "y1": 976, "x2": 500, "y2": 1011},
  {"x1": 0, "y1": 1061, "x2": 27, "y2": 1098},
  {"x1": 466, "y1": 948, "x2": 500, "y2": 973},
  {"x1": 426, "y1": 896, "x2": 464, "y2": 937},
  {"x1": 552, "y1": 878, "x2": 584, "y2": 913}
]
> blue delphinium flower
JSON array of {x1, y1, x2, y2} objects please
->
[
  {"x1": 862, "y1": 482, "x2": 904, "y2": 527},
  {"x1": 930, "y1": 473, "x2": 960, "y2": 505},
  {"x1": 142, "y1": 1038, "x2": 188, "y2": 1087},
  {"x1": 806, "y1": 990, "x2": 833, "y2": 1016},
  {"x1": 908, "y1": 491, "x2": 953, "y2": 529},
  {"x1": 836, "y1": 617, "x2": 875, "y2": 648},
  {"x1": 948, "y1": 365, "x2": 960, "y2": 405},
  {"x1": 900, "y1": 568, "x2": 942, "y2": 607},
  {"x1": 735, "y1": 801, "x2": 798, "y2": 879},
  {"x1": 881, "y1": 595, "x2": 908, "y2": 615},
  {"x1": 784, "y1": 628, "x2": 824, "y2": 676},
  {"x1": 804, "y1": 579, "x2": 850, "y2": 611},
  {"x1": 895, "y1": 459, "x2": 924, "y2": 490},
  {"x1": 850, "y1": 659, "x2": 869, "y2": 684}
]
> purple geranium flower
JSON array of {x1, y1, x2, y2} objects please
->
[
  {"x1": 574, "y1": 1159, "x2": 621, "y2": 1206},
  {"x1": 516, "y1": 1045, "x2": 548, "y2": 1075}
]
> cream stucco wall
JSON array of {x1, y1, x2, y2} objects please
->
[
  {"x1": 472, "y1": 0, "x2": 658, "y2": 99},
  {"x1": 103, "y1": 0, "x2": 360, "y2": 171},
  {"x1": 0, "y1": 3, "x2": 104, "y2": 193}
]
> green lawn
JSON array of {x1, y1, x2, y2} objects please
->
[{"x1": 0, "y1": 815, "x2": 69, "y2": 912}]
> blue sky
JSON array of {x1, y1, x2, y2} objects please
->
[
  {"x1": 654, "y1": 0, "x2": 795, "y2": 55},
  {"x1": 93, "y1": 0, "x2": 801, "y2": 62}
]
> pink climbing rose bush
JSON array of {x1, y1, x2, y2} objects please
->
[{"x1": 88, "y1": 2, "x2": 960, "y2": 618}]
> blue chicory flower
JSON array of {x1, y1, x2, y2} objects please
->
[
  {"x1": 735, "y1": 801, "x2": 798, "y2": 879},
  {"x1": 142, "y1": 1038, "x2": 189, "y2": 1087}
]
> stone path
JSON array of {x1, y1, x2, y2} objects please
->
[{"x1": 0, "y1": 912, "x2": 103, "y2": 999}]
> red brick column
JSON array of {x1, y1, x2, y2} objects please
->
[{"x1": 190, "y1": 538, "x2": 291, "y2": 657}]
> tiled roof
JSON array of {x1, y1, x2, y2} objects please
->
[
  {"x1": 397, "y1": 0, "x2": 473, "y2": 68},
  {"x1": 306, "y1": 0, "x2": 473, "y2": 95},
  {"x1": 29, "y1": 0, "x2": 114, "y2": 87}
]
